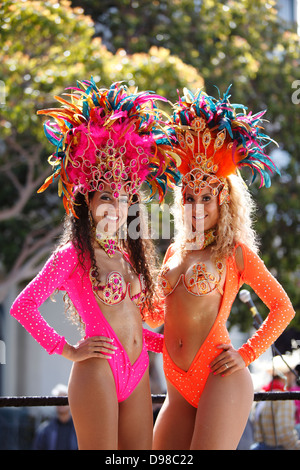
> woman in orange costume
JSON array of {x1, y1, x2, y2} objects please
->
[{"x1": 153, "y1": 87, "x2": 295, "y2": 450}]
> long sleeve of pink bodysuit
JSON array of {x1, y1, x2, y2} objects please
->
[
  {"x1": 237, "y1": 244, "x2": 295, "y2": 367},
  {"x1": 143, "y1": 328, "x2": 164, "y2": 353},
  {"x1": 10, "y1": 246, "x2": 77, "y2": 355}
]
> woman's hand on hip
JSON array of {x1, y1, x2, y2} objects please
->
[
  {"x1": 62, "y1": 336, "x2": 117, "y2": 362},
  {"x1": 210, "y1": 343, "x2": 246, "y2": 377}
]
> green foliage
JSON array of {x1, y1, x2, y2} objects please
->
[{"x1": 1, "y1": 0, "x2": 110, "y2": 139}]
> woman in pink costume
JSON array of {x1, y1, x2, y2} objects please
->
[
  {"x1": 152, "y1": 87, "x2": 295, "y2": 450},
  {"x1": 10, "y1": 79, "x2": 178, "y2": 449}
]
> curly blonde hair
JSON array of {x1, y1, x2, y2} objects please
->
[{"x1": 171, "y1": 173, "x2": 259, "y2": 261}]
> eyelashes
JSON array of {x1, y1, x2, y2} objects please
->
[
  {"x1": 185, "y1": 195, "x2": 212, "y2": 203},
  {"x1": 99, "y1": 194, "x2": 128, "y2": 204}
]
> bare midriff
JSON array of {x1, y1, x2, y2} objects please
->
[
  {"x1": 160, "y1": 247, "x2": 226, "y2": 372},
  {"x1": 164, "y1": 283, "x2": 223, "y2": 371}
]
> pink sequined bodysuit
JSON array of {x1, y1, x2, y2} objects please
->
[{"x1": 10, "y1": 242, "x2": 163, "y2": 402}]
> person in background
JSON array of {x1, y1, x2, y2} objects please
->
[
  {"x1": 281, "y1": 355, "x2": 300, "y2": 436},
  {"x1": 269, "y1": 352, "x2": 300, "y2": 436},
  {"x1": 33, "y1": 384, "x2": 77, "y2": 450},
  {"x1": 290, "y1": 363, "x2": 300, "y2": 436},
  {"x1": 251, "y1": 375, "x2": 300, "y2": 450}
]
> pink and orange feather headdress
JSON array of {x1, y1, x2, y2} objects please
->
[{"x1": 37, "y1": 78, "x2": 180, "y2": 215}]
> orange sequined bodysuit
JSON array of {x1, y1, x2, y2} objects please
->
[{"x1": 158, "y1": 243, "x2": 295, "y2": 408}]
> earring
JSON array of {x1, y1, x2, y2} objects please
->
[
  {"x1": 88, "y1": 210, "x2": 95, "y2": 228},
  {"x1": 218, "y1": 184, "x2": 230, "y2": 206}
]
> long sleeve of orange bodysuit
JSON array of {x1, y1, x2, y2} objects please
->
[{"x1": 237, "y1": 244, "x2": 295, "y2": 367}]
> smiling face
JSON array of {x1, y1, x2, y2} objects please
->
[
  {"x1": 88, "y1": 183, "x2": 129, "y2": 237},
  {"x1": 183, "y1": 186, "x2": 220, "y2": 233}
]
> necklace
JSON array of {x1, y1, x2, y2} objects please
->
[
  {"x1": 94, "y1": 233, "x2": 119, "y2": 257},
  {"x1": 187, "y1": 228, "x2": 217, "y2": 250},
  {"x1": 200, "y1": 228, "x2": 217, "y2": 250}
]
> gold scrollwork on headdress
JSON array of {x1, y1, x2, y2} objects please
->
[
  {"x1": 178, "y1": 124, "x2": 230, "y2": 204},
  {"x1": 214, "y1": 129, "x2": 226, "y2": 151}
]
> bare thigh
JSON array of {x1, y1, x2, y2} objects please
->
[
  {"x1": 191, "y1": 368, "x2": 254, "y2": 450},
  {"x1": 153, "y1": 380, "x2": 197, "y2": 450},
  {"x1": 68, "y1": 358, "x2": 118, "y2": 450},
  {"x1": 118, "y1": 367, "x2": 153, "y2": 450}
]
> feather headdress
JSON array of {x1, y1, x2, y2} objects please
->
[
  {"x1": 37, "y1": 78, "x2": 180, "y2": 215},
  {"x1": 170, "y1": 85, "x2": 279, "y2": 203}
]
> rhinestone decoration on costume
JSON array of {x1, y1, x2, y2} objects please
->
[
  {"x1": 90, "y1": 269, "x2": 124, "y2": 305},
  {"x1": 94, "y1": 233, "x2": 119, "y2": 257},
  {"x1": 185, "y1": 227, "x2": 217, "y2": 252},
  {"x1": 37, "y1": 78, "x2": 180, "y2": 215},
  {"x1": 177, "y1": 119, "x2": 229, "y2": 200},
  {"x1": 65, "y1": 123, "x2": 152, "y2": 201},
  {"x1": 171, "y1": 85, "x2": 280, "y2": 202},
  {"x1": 158, "y1": 229, "x2": 224, "y2": 298},
  {"x1": 187, "y1": 259, "x2": 224, "y2": 295},
  {"x1": 158, "y1": 257, "x2": 224, "y2": 298},
  {"x1": 89, "y1": 266, "x2": 147, "y2": 307}
]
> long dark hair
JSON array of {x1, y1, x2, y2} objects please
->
[{"x1": 58, "y1": 191, "x2": 159, "y2": 325}]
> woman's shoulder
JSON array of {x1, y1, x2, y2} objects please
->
[
  {"x1": 231, "y1": 241, "x2": 261, "y2": 274},
  {"x1": 233, "y1": 241, "x2": 260, "y2": 257},
  {"x1": 52, "y1": 241, "x2": 79, "y2": 265}
]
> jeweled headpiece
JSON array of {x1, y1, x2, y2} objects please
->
[
  {"x1": 171, "y1": 85, "x2": 279, "y2": 204},
  {"x1": 37, "y1": 78, "x2": 179, "y2": 215}
]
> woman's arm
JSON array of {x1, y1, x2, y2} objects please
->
[
  {"x1": 143, "y1": 328, "x2": 164, "y2": 353},
  {"x1": 10, "y1": 246, "x2": 76, "y2": 354},
  {"x1": 210, "y1": 244, "x2": 295, "y2": 376},
  {"x1": 236, "y1": 244, "x2": 295, "y2": 366},
  {"x1": 10, "y1": 244, "x2": 119, "y2": 361}
]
